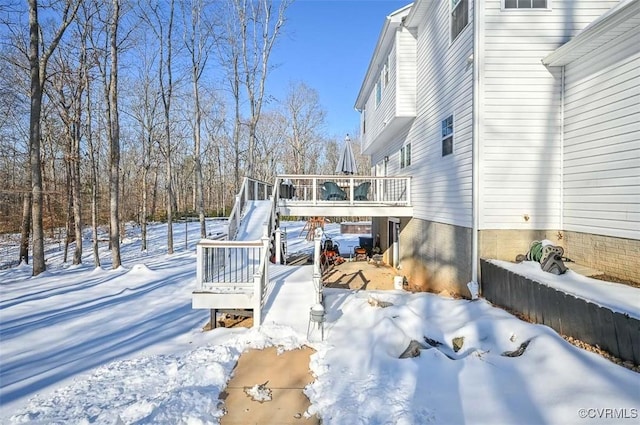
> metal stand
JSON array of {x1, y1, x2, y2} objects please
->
[{"x1": 307, "y1": 304, "x2": 325, "y2": 341}]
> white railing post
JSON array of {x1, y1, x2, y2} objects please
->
[
  {"x1": 313, "y1": 227, "x2": 323, "y2": 304},
  {"x1": 275, "y1": 228, "x2": 282, "y2": 264},
  {"x1": 234, "y1": 194, "x2": 241, "y2": 233},
  {"x1": 406, "y1": 177, "x2": 411, "y2": 205},
  {"x1": 349, "y1": 177, "x2": 354, "y2": 205},
  {"x1": 253, "y1": 273, "x2": 262, "y2": 327},
  {"x1": 196, "y1": 243, "x2": 204, "y2": 291},
  {"x1": 312, "y1": 177, "x2": 318, "y2": 205}
]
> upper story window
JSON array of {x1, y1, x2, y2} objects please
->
[
  {"x1": 362, "y1": 108, "x2": 366, "y2": 134},
  {"x1": 504, "y1": 0, "x2": 549, "y2": 8},
  {"x1": 400, "y1": 143, "x2": 411, "y2": 168},
  {"x1": 451, "y1": 0, "x2": 469, "y2": 42},
  {"x1": 375, "y1": 78, "x2": 382, "y2": 107},
  {"x1": 442, "y1": 115, "x2": 454, "y2": 156}
]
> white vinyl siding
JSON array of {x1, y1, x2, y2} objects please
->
[
  {"x1": 395, "y1": 29, "x2": 417, "y2": 117},
  {"x1": 362, "y1": 43, "x2": 398, "y2": 149},
  {"x1": 479, "y1": 0, "x2": 618, "y2": 230},
  {"x1": 562, "y1": 29, "x2": 640, "y2": 240},
  {"x1": 406, "y1": 0, "x2": 474, "y2": 227},
  {"x1": 360, "y1": 25, "x2": 417, "y2": 155}
]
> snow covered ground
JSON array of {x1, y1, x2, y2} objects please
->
[{"x1": 1, "y1": 220, "x2": 638, "y2": 424}]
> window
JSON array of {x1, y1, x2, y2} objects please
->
[
  {"x1": 451, "y1": 0, "x2": 468, "y2": 41},
  {"x1": 442, "y1": 115, "x2": 454, "y2": 156},
  {"x1": 383, "y1": 57, "x2": 389, "y2": 86},
  {"x1": 504, "y1": 0, "x2": 548, "y2": 8},
  {"x1": 400, "y1": 143, "x2": 411, "y2": 169},
  {"x1": 362, "y1": 108, "x2": 366, "y2": 134},
  {"x1": 375, "y1": 79, "x2": 382, "y2": 107}
]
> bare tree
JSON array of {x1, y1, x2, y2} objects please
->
[
  {"x1": 216, "y1": 0, "x2": 290, "y2": 188},
  {"x1": 50, "y1": 38, "x2": 87, "y2": 265},
  {"x1": 27, "y1": 0, "x2": 81, "y2": 275},
  {"x1": 182, "y1": 0, "x2": 214, "y2": 238},
  {"x1": 236, "y1": 0, "x2": 291, "y2": 179},
  {"x1": 90, "y1": 0, "x2": 122, "y2": 268},
  {"x1": 142, "y1": 0, "x2": 177, "y2": 254},
  {"x1": 283, "y1": 81, "x2": 326, "y2": 175},
  {"x1": 129, "y1": 48, "x2": 162, "y2": 251}
]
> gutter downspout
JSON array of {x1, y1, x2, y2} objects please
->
[
  {"x1": 471, "y1": 0, "x2": 483, "y2": 294},
  {"x1": 559, "y1": 66, "x2": 565, "y2": 232}
]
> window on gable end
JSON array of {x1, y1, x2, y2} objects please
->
[
  {"x1": 451, "y1": 0, "x2": 469, "y2": 42},
  {"x1": 442, "y1": 115, "x2": 454, "y2": 156},
  {"x1": 375, "y1": 79, "x2": 382, "y2": 107}
]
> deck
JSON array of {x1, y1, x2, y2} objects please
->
[{"x1": 276, "y1": 175, "x2": 413, "y2": 217}]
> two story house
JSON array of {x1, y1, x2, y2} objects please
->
[{"x1": 356, "y1": 0, "x2": 639, "y2": 296}]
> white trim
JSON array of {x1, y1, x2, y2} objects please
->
[
  {"x1": 472, "y1": 0, "x2": 483, "y2": 288},
  {"x1": 559, "y1": 65, "x2": 565, "y2": 231}
]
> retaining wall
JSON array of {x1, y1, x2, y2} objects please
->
[{"x1": 481, "y1": 259, "x2": 640, "y2": 365}]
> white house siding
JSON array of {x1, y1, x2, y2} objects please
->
[
  {"x1": 405, "y1": 0, "x2": 474, "y2": 228},
  {"x1": 562, "y1": 29, "x2": 640, "y2": 240},
  {"x1": 361, "y1": 41, "x2": 397, "y2": 153},
  {"x1": 479, "y1": 0, "x2": 619, "y2": 230},
  {"x1": 395, "y1": 28, "x2": 417, "y2": 117}
]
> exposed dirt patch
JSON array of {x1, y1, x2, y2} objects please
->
[
  {"x1": 322, "y1": 259, "x2": 398, "y2": 290},
  {"x1": 203, "y1": 315, "x2": 253, "y2": 330},
  {"x1": 590, "y1": 274, "x2": 640, "y2": 289}
]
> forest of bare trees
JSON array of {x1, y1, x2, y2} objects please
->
[{"x1": 0, "y1": 0, "x2": 368, "y2": 274}]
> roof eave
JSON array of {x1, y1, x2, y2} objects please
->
[
  {"x1": 543, "y1": 0, "x2": 640, "y2": 66},
  {"x1": 354, "y1": 3, "x2": 413, "y2": 111}
]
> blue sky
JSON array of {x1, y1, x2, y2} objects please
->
[{"x1": 269, "y1": 0, "x2": 410, "y2": 139}]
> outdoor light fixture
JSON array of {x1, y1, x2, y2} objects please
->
[
  {"x1": 345, "y1": 134, "x2": 351, "y2": 142},
  {"x1": 384, "y1": 156, "x2": 389, "y2": 162}
]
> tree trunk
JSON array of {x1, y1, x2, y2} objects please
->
[
  {"x1": 109, "y1": 0, "x2": 121, "y2": 269},
  {"x1": 72, "y1": 122, "x2": 82, "y2": 265},
  {"x1": 19, "y1": 189, "x2": 32, "y2": 265},
  {"x1": 28, "y1": 0, "x2": 46, "y2": 276},
  {"x1": 86, "y1": 62, "x2": 100, "y2": 268}
]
